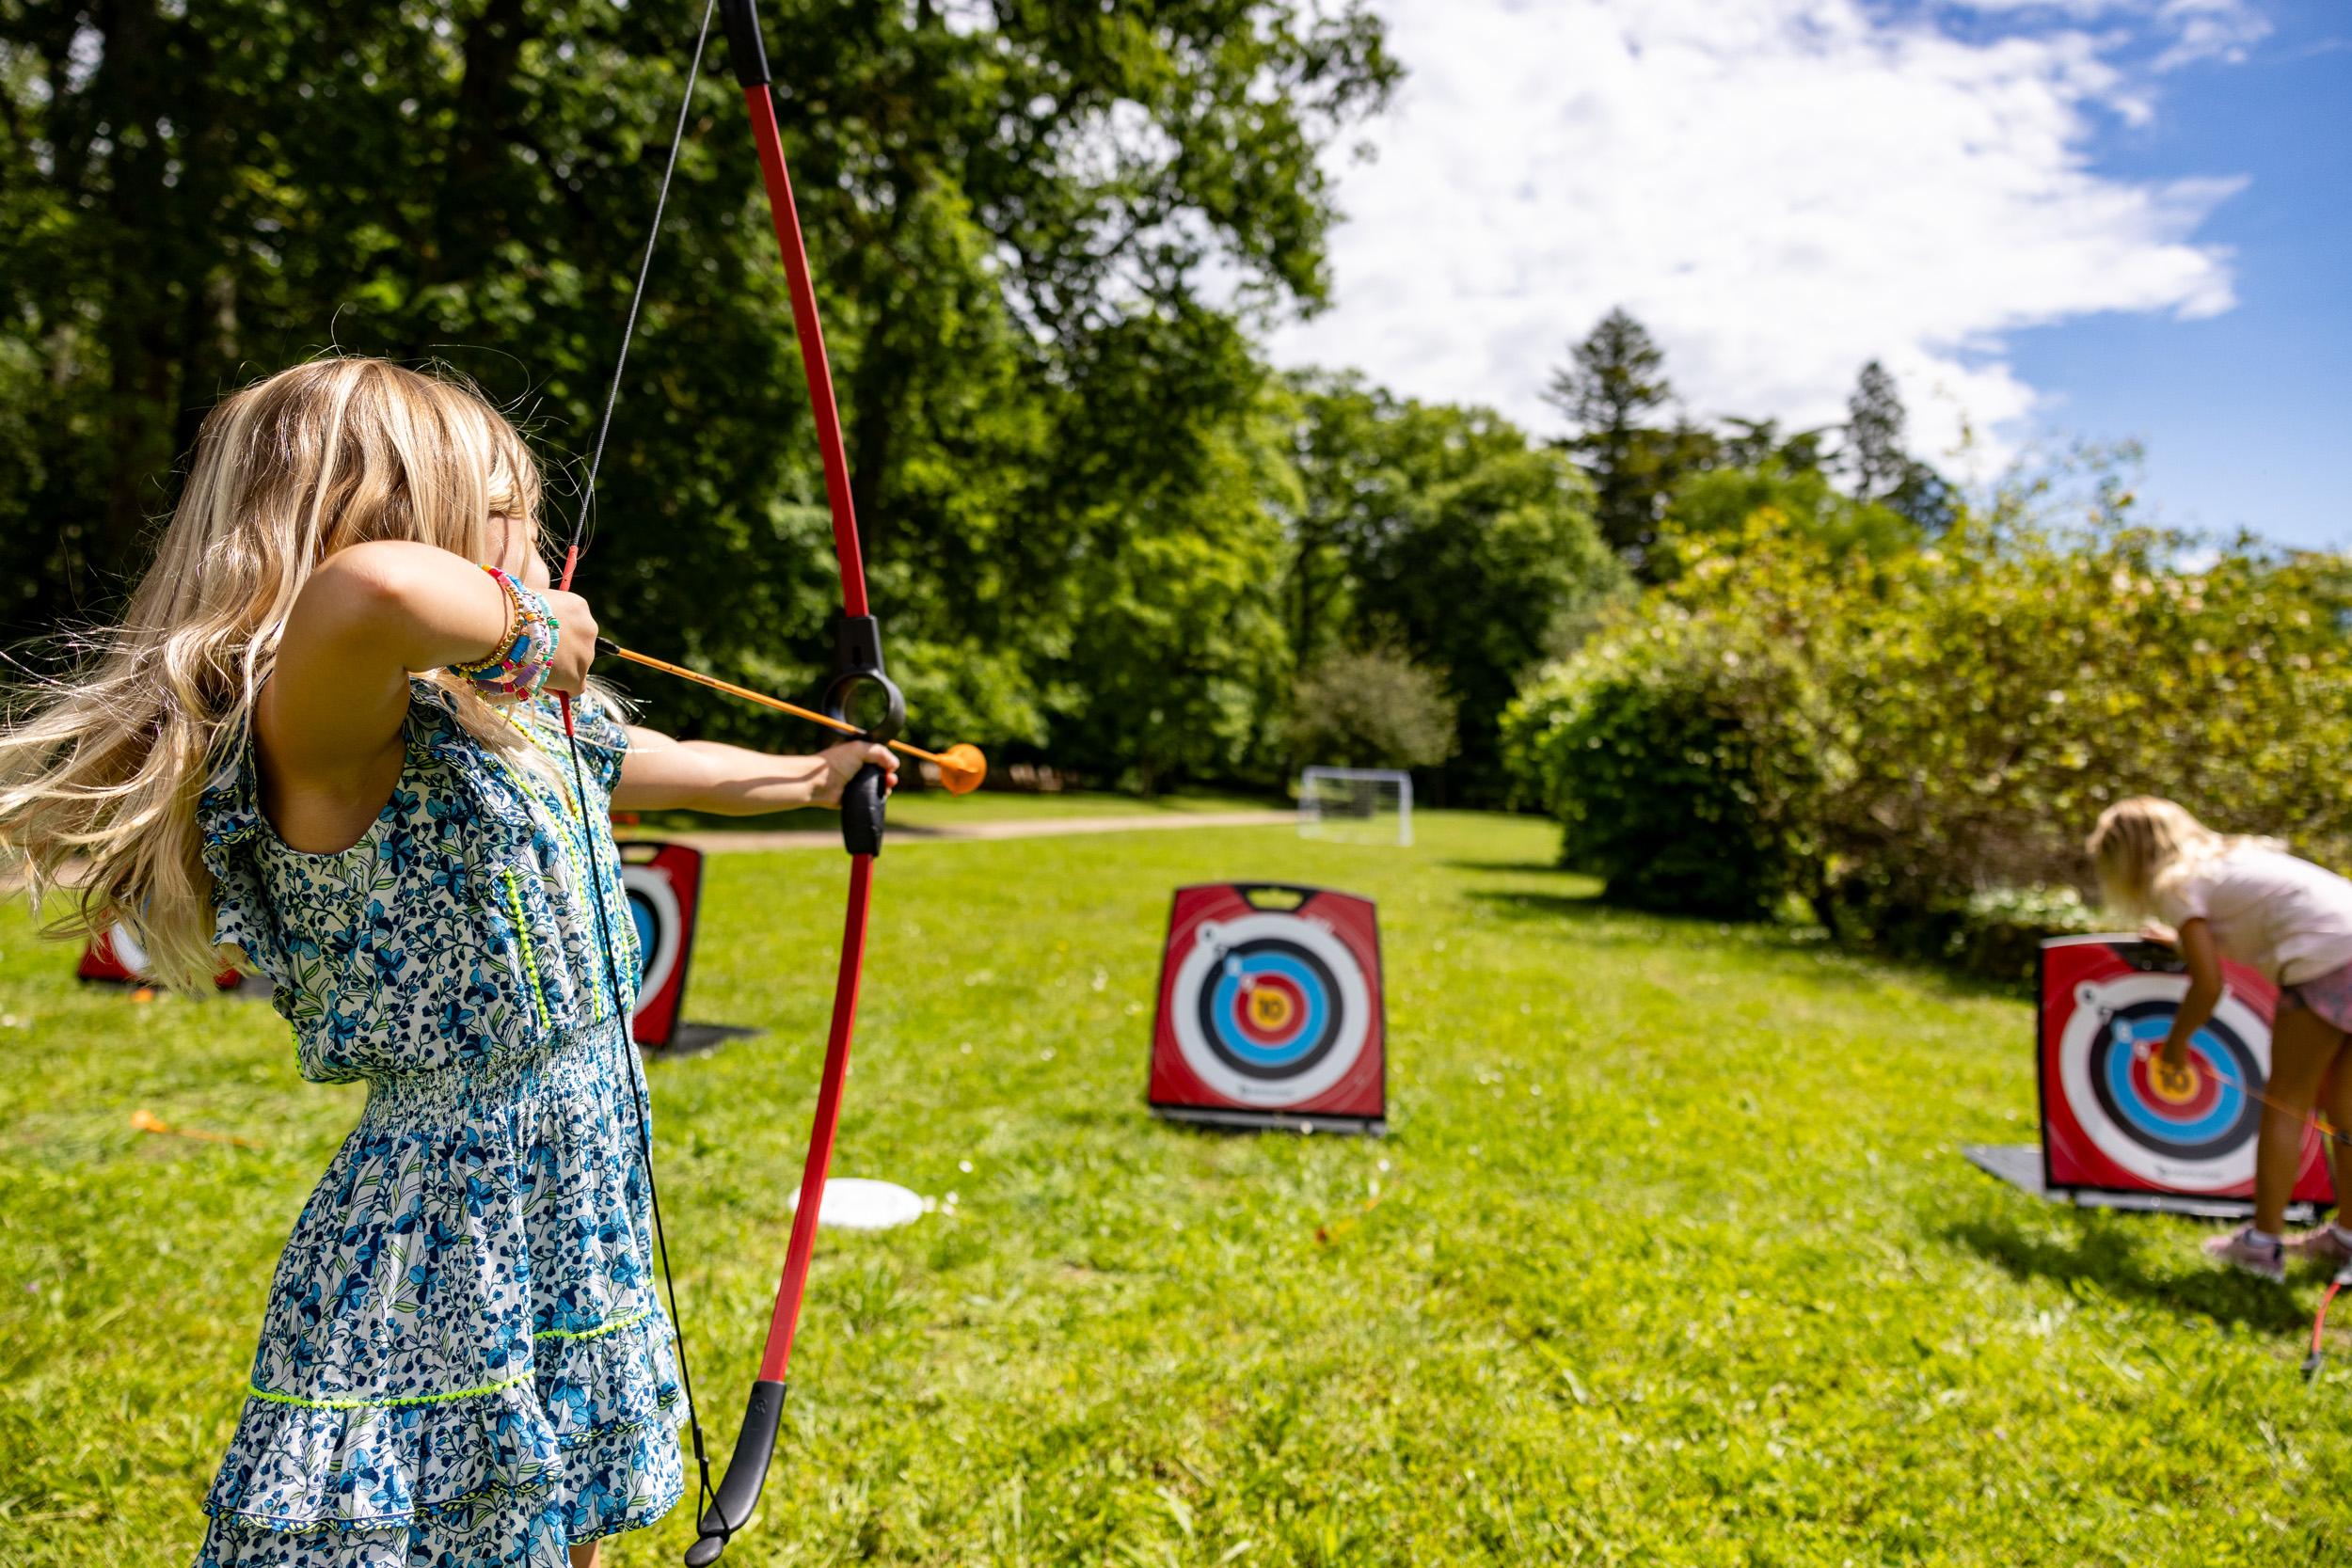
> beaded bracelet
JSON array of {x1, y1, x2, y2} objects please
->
[{"x1": 449, "y1": 565, "x2": 561, "y2": 700}]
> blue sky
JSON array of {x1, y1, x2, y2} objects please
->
[
  {"x1": 1267, "y1": 0, "x2": 2349, "y2": 549},
  {"x1": 2002, "y1": 6, "x2": 2349, "y2": 547}
]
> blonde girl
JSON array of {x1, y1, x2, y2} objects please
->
[
  {"x1": 2088, "y1": 797, "x2": 2352, "y2": 1280},
  {"x1": 0, "y1": 358, "x2": 894, "y2": 1568}
]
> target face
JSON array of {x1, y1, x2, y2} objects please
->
[
  {"x1": 618, "y1": 842, "x2": 703, "y2": 1048},
  {"x1": 2058, "y1": 973, "x2": 2270, "y2": 1189},
  {"x1": 1150, "y1": 884, "x2": 1386, "y2": 1128},
  {"x1": 2038, "y1": 936, "x2": 2332, "y2": 1203}
]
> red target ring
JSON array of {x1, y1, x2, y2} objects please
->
[
  {"x1": 2124, "y1": 1046, "x2": 2224, "y2": 1124},
  {"x1": 1232, "y1": 974, "x2": 1309, "y2": 1047}
]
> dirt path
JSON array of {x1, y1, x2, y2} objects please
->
[{"x1": 642, "y1": 809, "x2": 1292, "y2": 853}]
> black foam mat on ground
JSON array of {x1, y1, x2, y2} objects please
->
[{"x1": 1963, "y1": 1143, "x2": 2324, "y2": 1225}]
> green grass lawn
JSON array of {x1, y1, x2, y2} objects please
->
[{"x1": 3, "y1": 811, "x2": 2346, "y2": 1565}]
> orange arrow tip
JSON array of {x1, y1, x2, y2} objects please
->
[{"x1": 935, "y1": 743, "x2": 987, "y2": 796}]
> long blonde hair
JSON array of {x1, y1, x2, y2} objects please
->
[
  {"x1": 2086, "y1": 796, "x2": 2283, "y2": 923},
  {"x1": 0, "y1": 357, "x2": 557, "y2": 987}
]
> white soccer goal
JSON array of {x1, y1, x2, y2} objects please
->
[{"x1": 1298, "y1": 767, "x2": 1413, "y2": 847}]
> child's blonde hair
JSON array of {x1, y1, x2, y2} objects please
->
[
  {"x1": 0, "y1": 357, "x2": 555, "y2": 987},
  {"x1": 2086, "y1": 796, "x2": 2281, "y2": 923}
]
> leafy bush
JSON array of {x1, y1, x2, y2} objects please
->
[
  {"x1": 1504, "y1": 505, "x2": 2352, "y2": 971},
  {"x1": 1863, "y1": 884, "x2": 2103, "y2": 991},
  {"x1": 1502, "y1": 612, "x2": 1823, "y2": 919}
]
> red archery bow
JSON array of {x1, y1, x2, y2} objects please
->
[
  {"x1": 685, "y1": 5, "x2": 901, "y2": 1561},
  {"x1": 548, "y1": 2, "x2": 902, "y2": 1559}
]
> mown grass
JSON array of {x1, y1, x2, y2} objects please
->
[{"x1": 2, "y1": 810, "x2": 2346, "y2": 1566}]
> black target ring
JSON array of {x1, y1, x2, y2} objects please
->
[
  {"x1": 2088, "y1": 998, "x2": 2264, "y2": 1163},
  {"x1": 1194, "y1": 938, "x2": 1344, "y2": 1083}
]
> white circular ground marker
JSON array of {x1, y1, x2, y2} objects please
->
[{"x1": 785, "y1": 1178, "x2": 926, "y2": 1231}]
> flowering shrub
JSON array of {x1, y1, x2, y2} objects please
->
[{"x1": 1504, "y1": 509, "x2": 2352, "y2": 979}]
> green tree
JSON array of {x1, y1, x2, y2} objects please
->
[
  {"x1": 1508, "y1": 498, "x2": 2352, "y2": 956},
  {"x1": 1716, "y1": 416, "x2": 1830, "y2": 473},
  {"x1": 1840, "y1": 359, "x2": 1957, "y2": 535},
  {"x1": 1844, "y1": 359, "x2": 1908, "y2": 502},
  {"x1": 1287, "y1": 375, "x2": 1617, "y2": 800},
  {"x1": 1662, "y1": 461, "x2": 1919, "y2": 568},
  {"x1": 1037, "y1": 308, "x2": 1294, "y2": 793},
  {"x1": 1288, "y1": 641, "x2": 1458, "y2": 771},
  {"x1": 1544, "y1": 308, "x2": 1716, "y2": 570},
  {"x1": 0, "y1": 0, "x2": 1397, "y2": 784}
]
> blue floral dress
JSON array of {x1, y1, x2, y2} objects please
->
[{"x1": 192, "y1": 681, "x2": 686, "y2": 1567}]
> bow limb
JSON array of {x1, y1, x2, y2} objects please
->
[{"x1": 689, "y1": 5, "x2": 898, "y2": 1562}]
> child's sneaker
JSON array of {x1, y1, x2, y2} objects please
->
[
  {"x1": 2287, "y1": 1225, "x2": 2352, "y2": 1269},
  {"x1": 2203, "y1": 1225, "x2": 2286, "y2": 1282}
]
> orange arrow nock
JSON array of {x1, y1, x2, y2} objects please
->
[{"x1": 599, "y1": 641, "x2": 987, "y2": 795}]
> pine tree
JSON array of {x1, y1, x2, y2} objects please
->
[
  {"x1": 1845, "y1": 360, "x2": 1908, "y2": 503},
  {"x1": 1546, "y1": 309, "x2": 1708, "y2": 567}
]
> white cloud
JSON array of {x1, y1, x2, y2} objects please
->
[{"x1": 1264, "y1": 0, "x2": 2256, "y2": 477}]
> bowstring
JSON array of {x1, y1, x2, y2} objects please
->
[
  {"x1": 556, "y1": 0, "x2": 723, "y2": 1526},
  {"x1": 572, "y1": 0, "x2": 721, "y2": 566}
]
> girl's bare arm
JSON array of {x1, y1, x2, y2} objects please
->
[
  {"x1": 2157, "y1": 917, "x2": 2222, "y2": 1069},
  {"x1": 612, "y1": 727, "x2": 897, "y2": 815},
  {"x1": 259, "y1": 532, "x2": 595, "y2": 849}
]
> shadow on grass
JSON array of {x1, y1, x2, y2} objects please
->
[{"x1": 1941, "y1": 1212, "x2": 2311, "y2": 1334}]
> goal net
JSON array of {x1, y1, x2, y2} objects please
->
[{"x1": 1298, "y1": 767, "x2": 1413, "y2": 847}]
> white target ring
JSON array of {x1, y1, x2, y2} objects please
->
[
  {"x1": 1169, "y1": 911, "x2": 1372, "y2": 1106},
  {"x1": 621, "y1": 863, "x2": 682, "y2": 1021},
  {"x1": 107, "y1": 923, "x2": 152, "y2": 978},
  {"x1": 2058, "y1": 972, "x2": 2273, "y2": 1192}
]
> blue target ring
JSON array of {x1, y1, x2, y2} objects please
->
[
  {"x1": 2088, "y1": 1000, "x2": 2263, "y2": 1163},
  {"x1": 628, "y1": 891, "x2": 659, "y2": 984},
  {"x1": 1193, "y1": 938, "x2": 1343, "y2": 1083},
  {"x1": 1210, "y1": 950, "x2": 1329, "y2": 1068}
]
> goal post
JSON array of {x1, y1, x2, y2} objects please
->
[{"x1": 1298, "y1": 766, "x2": 1413, "y2": 847}]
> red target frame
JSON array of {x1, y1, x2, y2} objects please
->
[
  {"x1": 2039, "y1": 935, "x2": 2333, "y2": 1206},
  {"x1": 1149, "y1": 882, "x2": 1386, "y2": 1133}
]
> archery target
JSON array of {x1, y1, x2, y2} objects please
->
[
  {"x1": 2058, "y1": 972, "x2": 2270, "y2": 1190},
  {"x1": 619, "y1": 842, "x2": 704, "y2": 1048},
  {"x1": 627, "y1": 867, "x2": 682, "y2": 1007},
  {"x1": 1150, "y1": 884, "x2": 1386, "y2": 1129},
  {"x1": 76, "y1": 923, "x2": 240, "y2": 990},
  {"x1": 2037, "y1": 935, "x2": 2333, "y2": 1204}
]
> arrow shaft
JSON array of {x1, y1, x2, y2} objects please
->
[{"x1": 601, "y1": 642, "x2": 952, "y2": 768}]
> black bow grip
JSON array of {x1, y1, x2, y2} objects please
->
[
  {"x1": 719, "y1": 0, "x2": 771, "y2": 88},
  {"x1": 826, "y1": 615, "x2": 902, "y2": 858}
]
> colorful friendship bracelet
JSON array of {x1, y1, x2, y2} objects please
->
[{"x1": 449, "y1": 564, "x2": 560, "y2": 700}]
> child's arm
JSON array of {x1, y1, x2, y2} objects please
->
[
  {"x1": 2156, "y1": 917, "x2": 2222, "y2": 1070},
  {"x1": 611, "y1": 727, "x2": 898, "y2": 815},
  {"x1": 261, "y1": 537, "x2": 596, "y2": 847}
]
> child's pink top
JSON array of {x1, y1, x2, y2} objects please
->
[{"x1": 2153, "y1": 846, "x2": 2352, "y2": 986}]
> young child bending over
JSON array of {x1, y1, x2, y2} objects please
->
[
  {"x1": 2089, "y1": 797, "x2": 2352, "y2": 1281},
  {"x1": 0, "y1": 358, "x2": 894, "y2": 1568}
]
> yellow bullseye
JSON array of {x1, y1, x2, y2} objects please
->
[
  {"x1": 1247, "y1": 987, "x2": 1295, "y2": 1032},
  {"x1": 2150, "y1": 1059, "x2": 2200, "y2": 1103}
]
